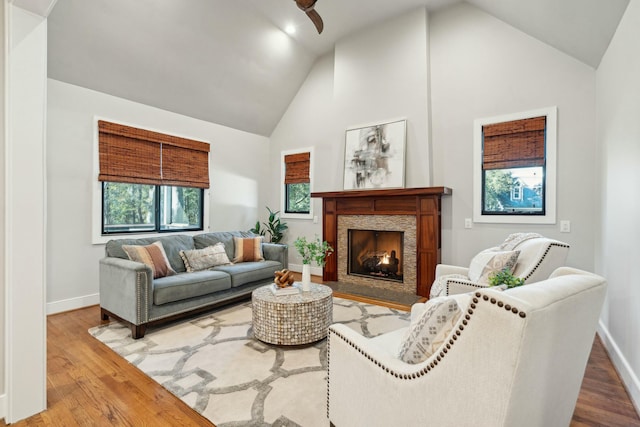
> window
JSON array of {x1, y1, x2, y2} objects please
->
[
  {"x1": 102, "y1": 183, "x2": 203, "y2": 234},
  {"x1": 473, "y1": 107, "x2": 557, "y2": 224},
  {"x1": 281, "y1": 148, "x2": 313, "y2": 219},
  {"x1": 98, "y1": 120, "x2": 209, "y2": 235}
]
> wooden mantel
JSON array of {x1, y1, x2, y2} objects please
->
[{"x1": 311, "y1": 187, "x2": 452, "y2": 297}]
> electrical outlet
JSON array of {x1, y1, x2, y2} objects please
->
[
  {"x1": 464, "y1": 218, "x2": 473, "y2": 229},
  {"x1": 560, "y1": 220, "x2": 571, "y2": 233},
  {"x1": 313, "y1": 215, "x2": 318, "y2": 224}
]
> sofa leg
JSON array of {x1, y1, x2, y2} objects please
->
[
  {"x1": 101, "y1": 308, "x2": 109, "y2": 321},
  {"x1": 131, "y1": 324, "x2": 146, "y2": 339}
]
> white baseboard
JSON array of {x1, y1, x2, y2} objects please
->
[
  {"x1": 598, "y1": 321, "x2": 640, "y2": 416},
  {"x1": 46, "y1": 293, "x2": 100, "y2": 315},
  {"x1": 288, "y1": 263, "x2": 323, "y2": 277},
  {"x1": 0, "y1": 393, "x2": 6, "y2": 421}
]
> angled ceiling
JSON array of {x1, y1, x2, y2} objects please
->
[{"x1": 46, "y1": 0, "x2": 629, "y2": 136}]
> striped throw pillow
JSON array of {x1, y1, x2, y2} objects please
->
[
  {"x1": 233, "y1": 236, "x2": 264, "y2": 263},
  {"x1": 122, "y1": 241, "x2": 176, "y2": 279}
]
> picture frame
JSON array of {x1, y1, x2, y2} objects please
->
[{"x1": 343, "y1": 119, "x2": 406, "y2": 190}]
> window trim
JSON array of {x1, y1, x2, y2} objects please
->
[
  {"x1": 280, "y1": 147, "x2": 314, "y2": 220},
  {"x1": 92, "y1": 116, "x2": 210, "y2": 244},
  {"x1": 473, "y1": 106, "x2": 557, "y2": 224}
]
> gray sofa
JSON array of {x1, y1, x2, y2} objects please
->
[{"x1": 99, "y1": 231, "x2": 287, "y2": 338}]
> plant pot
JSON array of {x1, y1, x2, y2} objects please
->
[{"x1": 301, "y1": 264, "x2": 311, "y2": 291}]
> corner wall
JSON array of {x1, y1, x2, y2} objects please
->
[
  {"x1": 0, "y1": 0, "x2": 5, "y2": 416},
  {"x1": 596, "y1": 0, "x2": 640, "y2": 412},
  {"x1": 268, "y1": 8, "x2": 431, "y2": 268},
  {"x1": 429, "y1": 3, "x2": 597, "y2": 269},
  {"x1": 46, "y1": 79, "x2": 270, "y2": 313},
  {"x1": 4, "y1": 4, "x2": 48, "y2": 422}
]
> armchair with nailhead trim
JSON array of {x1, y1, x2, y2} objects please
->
[
  {"x1": 430, "y1": 234, "x2": 570, "y2": 298},
  {"x1": 327, "y1": 267, "x2": 606, "y2": 427}
]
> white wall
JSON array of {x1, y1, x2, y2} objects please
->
[
  {"x1": 429, "y1": 3, "x2": 597, "y2": 269},
  {"x1": 268, "y1": 8, "x2": 431, "y2": 269},
  {"x1": 4, "y1": 4, "x2": 48, "y2": 422},
  {"x1": 596, "y1": 0, "x2": 640, "y2": 412},
  {"x1": 46, "y1": 79, "x2": 270, "y2": 313},
  {"x1": 0, "y1": 0, "x2": 5, "y2": 412}
]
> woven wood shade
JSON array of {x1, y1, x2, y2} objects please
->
[
  {"x1": 482, "y1": 116, "x2": 546, "y2": 170},
  {"x1": 98, "y1": 120, "x2": 210, "y2": 188},
  {"x1": 284, "y1": 152, "x2": 310, "y2": 184}
]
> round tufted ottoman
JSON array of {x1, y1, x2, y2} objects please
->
[{"x1": 252, "y1": 283, "x2": 333, "y2": 345}]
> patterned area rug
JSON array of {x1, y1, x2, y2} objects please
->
[{"x1": 89, "y1": 297, "x2": 410, "y2": 426}]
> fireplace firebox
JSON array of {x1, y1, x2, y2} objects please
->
[{"x1": 348, "y1": 229, "x2": 403, "y2": 282}]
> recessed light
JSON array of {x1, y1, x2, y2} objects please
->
[{"x1": 285, "y1": 24, "x2": 296, "y2": 35}]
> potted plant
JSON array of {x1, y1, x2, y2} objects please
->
[
  {"x1": 249, "y1": 207, "x2": 288, "y2": 243},
  {"x1": 293, "y1": 235, "x2": 334, "y2": 291}
]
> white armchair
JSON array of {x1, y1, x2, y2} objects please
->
[
  {"x1": 327, "y1": 267, "x2": 606, "y2": 427},
  {"x1": 431, "y1": 234, "x2": 570, "y2": 298}
]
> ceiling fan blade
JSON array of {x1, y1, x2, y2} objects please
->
[{"x1": 306, "y1": 9, "x2": 324, "y2": 34}]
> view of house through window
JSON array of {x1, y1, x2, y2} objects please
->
[
  {"x1": 484, "y1": 167, "x2": 543, "y2": 214},
  {"x1": 102, "y1": 182, "x2": 203, "y2": 234},
  {"x1": 481, "y1": 116, "x2": 546, "y2": 216}
]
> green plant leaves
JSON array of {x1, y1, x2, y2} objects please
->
[
  {"x1": 488, "y1": 269, "x2": 525, "y2": 288},
  {"x1": 293, "y1": 235, "x2": 333, "y2": 266}
]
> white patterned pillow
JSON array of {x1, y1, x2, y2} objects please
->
[
  {"x1": 468, "y1": 249, "x2": 520, "y2": 285},
  {"x1": 429, "y1": 273, "x2": 469, "y2": 298},
  {"x1": 180, "y1": 243, "x2": 232, "y2": 272},
  {"x1": 398, "y1": 297, "x2": 461, "y2": 364}
]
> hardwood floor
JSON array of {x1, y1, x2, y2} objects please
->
[{"x1": 2, "y1": 299, "x2": 639, "y2": 426}]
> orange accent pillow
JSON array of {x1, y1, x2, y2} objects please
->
[
  {"x1": 232, "y1": 236, "x2": 264, "y2": 263},
  {"x1": 122, "y1": 241, "x2": 176, "y2": 279}
]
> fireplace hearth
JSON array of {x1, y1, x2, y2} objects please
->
[{"x1": 348, "y1": 229, "x2": 403, "y2": 282}]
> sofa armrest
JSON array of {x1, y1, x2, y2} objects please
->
[
  {"x1": 435, "y1": 263, "x2": 470, "y2": 278},
  {"x1": 262, "y1": 243, "x2": 288, "y2": 268},
  {"x1": 99, "y1": 257, "x2": 153, "y2": 325}
]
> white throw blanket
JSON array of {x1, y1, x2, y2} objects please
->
[{"x1": 499, "y1": 232, "x2": 543, "y2": 250}]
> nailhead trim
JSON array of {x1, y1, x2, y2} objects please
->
[
  {"x1": 442, "y1": 242, "x2": 570, "y2": 297},
  {"x1": 135, "y1": 271, "x2": 149, "y2": 324},
  {"x1": 523, "y1": 243, "x2": 570, "y2": 281},
  {"x1": 327, "y1": 291, "x2": 527, "y2": 386},
  {"x1": 327, "y1": 330, "x2": 331, "y2": 420}
]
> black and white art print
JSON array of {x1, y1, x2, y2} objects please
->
[{"x1": 343, "y1": 119, "x2": 406, "y2": 190}]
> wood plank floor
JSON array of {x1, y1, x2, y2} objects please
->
[{"x1": 2, "y1": 297, "x2": 639, "y2": 426}]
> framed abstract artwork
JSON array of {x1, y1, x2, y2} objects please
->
[{"x1": 343, "y1": 119, "x2": 406, "y2": 190}]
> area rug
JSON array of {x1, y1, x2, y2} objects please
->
[{"x1": 89, "y1": 298, "x2": 410, "y2": 427}]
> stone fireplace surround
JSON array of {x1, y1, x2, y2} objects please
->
[
  {"x1": 311, "y1": 187, "x2": 451, "y2": 298},
  {"x1": 338, "y1": 215, "x2": 416, "y2": 295}
]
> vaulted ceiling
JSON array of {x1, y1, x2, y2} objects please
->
[{"x1": 44, "y1": 0, "x2": 629, "y2": 136}]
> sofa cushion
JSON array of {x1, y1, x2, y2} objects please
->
[
  {"x1": 153, "y1": 270, "x2": 232, "y2": 305},
  {"x1": 468, "y1": 249, "x2": 520, "y2": 285},
  {"x1": 179, "y1": 243, "x2": 232, "y2": 272},
  {"x1": 193, "y1": 231, "x2": 257, "y2": 262},
  {"x1": 214, "y1": 260, "x2": 281, "y2": 288},
  {"x1": 397, "y1": 296, "x2": 461, "y2": 364},
  {"x1": 106, "y1": 234, "x2": 195, "y2": 273},
  {"x1": 122, "y1": 241, "x2": 176, "y2": 279},
  {"x1": 233, "y1": 236, "x2": 264, "y2": 262}
]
